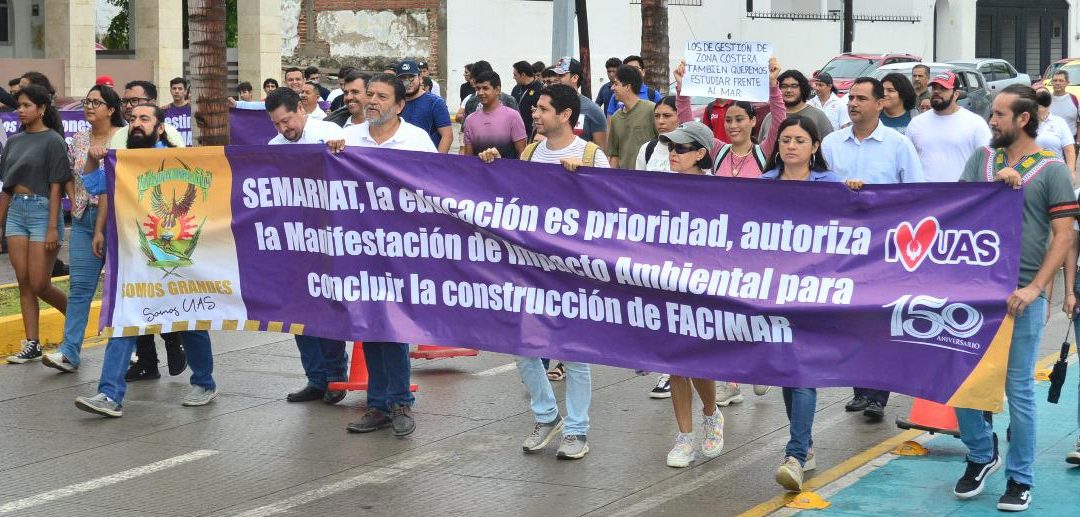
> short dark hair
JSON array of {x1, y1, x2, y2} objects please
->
[
  {"x1": 284, "y1": 67, "x2": 303, "y2": 76},
  {"x1": 539, "y1": 83, "x2": 581, "y2": 127},
  {"x1": 20, "y1": 71, "x2": 55, "y2": 95},
  {"x1": 422, "y1": 76, "x2": 433, "y2": 91},
  {"x1": 369, "y1": 73, "x2": 407, "y2": 103},
  {"x1": 303, "y1": 66, "x2": 320, "y2": 79},
  {"x1": 1001, "y1": 84, "x2": 1040, "y2": 138},
  {"x1": 881, "y1": 73, "x2": 917, "y2": 110},
  {"x1": 343, "y1": 71, "x2": 371, "y2": 89},
  {"x1": 7, "y1": 78, "x2": 19, "y2": 88},
  {"x1": 1036, "y1": 89, "x2": 1053, "y2": 108},
  {"x1": 532, "y1": 61, "x2": 546, "y2": 75},
  {"x1": 124, "y1": 80, "x2": 158, "y2": 100},
  {"x1": 265, "y1": 87, "x2": 301, "y2": 113},
  {"x1": 169, "y1": 77, "x2": 189, "y2": 89},
  {"x1": 764, "y1": 117, "x2": 829, "y2": 173},
  {"x1": 912, "y1": 64, "x2": 931, "y2": 76},
  {"x1": 338, "y1": 66, "x2": 357, "y2": 78},
  {"x1": 605, "y1": 57, "x2": 623, "y2": 69},
  {"x1": 624, "y1": 55, "x2": 645, "y2": 69},
  {"x1": 474, "y1": 71, "x2": 502, "y2": 89},
  {"x1": 263, "y1": 78, "x2": 279, "y2": 89},
  {"x1": 1054, "y1": 70, "x2": 1070, "y2": 82},
  {"x1": 851, "y1": 76, "x2": 884, "y2": 99},
  {"x1": 777, "y1": 70, "x2": 812, "y2": 102},
  {"x1": 471, "y1": 60, "x2": 493, "y2": 76},
  {"x1": 615, "y1": 64, "x2": 643, "y2": 93},
  {"x1": 237, "y1": 81, "x2": 253, "y2": 94},
  {"x1": 513, "y1": 61, "x2": 533, "y2": 77}
]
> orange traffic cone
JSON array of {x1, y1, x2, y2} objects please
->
[
  {"x1": 328, "y1": 342, "x2": 418, "y2": 392},
  {"x1": 409, "y1": 344, "x2": 479, "y2": 360},
  {"x1": 895, "y1": 398, "x2": 959, "y2": 437}
]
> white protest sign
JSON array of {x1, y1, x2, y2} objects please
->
[{"x1": 683, "y1": 41, "x2": 772, "y2": 101}]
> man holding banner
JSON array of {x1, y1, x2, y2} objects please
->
[
  {"x1": 954, "y1": 84, "x2": 1078, "y2": 512},
  {"x1": 263, "y1": 87, "x2": 351, "y2": 405}
]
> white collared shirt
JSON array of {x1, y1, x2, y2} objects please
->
[
  {"x1": 807, "y1": 92, "x2": 850, "y2": 130},
  {"x1": 820, "y1": 121, "x2": 925, "y2": 184},
  {"x1": 342, "y1": 119, "x2": 438, "y2": 153},
  {"x1": 308, "y1": 105, "x2": 327, "y2": 120},
  {"x1": 268, "y1": 118, "x2": 343, "y2": 145}
]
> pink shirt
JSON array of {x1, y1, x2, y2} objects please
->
[{"x1": 676, "y1": 84, "x2": 785, "y2": 177}]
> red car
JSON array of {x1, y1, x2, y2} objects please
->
[{"x1": 815, "y1": 53, "x2": 922, "y2": 93}]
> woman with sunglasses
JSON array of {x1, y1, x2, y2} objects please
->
[
  {"x1": 40, "y1": 86, "x2": 125, "y2": 372},
  {"x1": 649, "y1": 121, "x2": 727, "y2": 468},
  {"x1": 0, "y1": 84, "x2": 71, "y2": 363},
  {"x1": 760, "y1": 116, "x2": 860, "y2": 491}
]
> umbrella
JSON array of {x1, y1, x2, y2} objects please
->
[{"x1": 1048, "y1": 321, "x2": 1071, "y2": 404}]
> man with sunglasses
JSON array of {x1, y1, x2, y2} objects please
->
[
  {"x1": 397, "y1": 60, "x2": 453, "y2": 153},
  {"x1": 109, "y1": 80, "x2": 185, "y2": 149}
]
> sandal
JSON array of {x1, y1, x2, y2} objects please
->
[{"x1": 546, "y1": 362, "x2": 566, "y2": 381}]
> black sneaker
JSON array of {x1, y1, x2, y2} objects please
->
[
  {"x1": 997, "y1": 478, "x2": 1031, "y2": 512},
  {"x1": 6, "y1": 340, "x2": 42, "y2": 364},
  {"x1": 163, "y1": 333, "x2": 186, "y2": 376},
  {"x1": 954, "y1": 434, "x2": 1000, "y2": 499},
  {"x1": 845, "y1": 396, "x2": 869, "y2": 412},
  {"x1": 125, "y1": 361, "x2": 160, "y2": 381},
  {"x1": 863, "y1": 401, "x2": 885, "y2": 421},
  {"x1": 649, "y1": 374, "x2": 671, "y2": 399}
]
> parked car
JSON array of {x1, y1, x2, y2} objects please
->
[
  {"x1": 870, "y1": 62, "x2": 991, "y2": 119},
  {"x1": 815, "y1": 53, "x2": 922, "y2": 93},
  {"x1": 946, "y1": 58, "x2": 1030, "y2": 98},
  {"x1": 1038, "y1": 57, "x2": 1080, "y2": 85},
  {"x1": 1038, "y1": 59, "x2": 1080, "y2": 98}
]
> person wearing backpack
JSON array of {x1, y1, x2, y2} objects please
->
[
  {"x1": 478, "y1": 83, "x2": 609, "y2": 460},
  {"x1": 604, "y1": 55, "x2": 664, "y2": 117}
]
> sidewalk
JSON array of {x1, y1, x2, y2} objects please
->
[{"x1": 785, "y1": 358, "x2": 1080, "y2": 515}]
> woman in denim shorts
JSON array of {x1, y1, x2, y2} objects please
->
[{"x1": 0, "y1": 84, "x2": 72, "y2": 363}]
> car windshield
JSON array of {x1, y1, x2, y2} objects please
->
[
  {"x1": 1060, "y1": 63, "x2": 1080, "y2": 85},
  {"x1": 820, "y1": 58, "x2": 876, "y2": 78}
]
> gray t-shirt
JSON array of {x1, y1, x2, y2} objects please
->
[
  {"x1": 758, "y1": 103, "x2": 834, "y2": 142},
  {"x1": 578, "y1": 93, "x2": 606, "y2": 143},
  {"x1": 960, "y1": 147, "x2": 1079, "y2": 288},
  {"x1": 0, "y1": 130, "x2": 71, "y2": 196},
  {"x1": 1049, "y1": 93, "x2": 1079, "y2": 138}
]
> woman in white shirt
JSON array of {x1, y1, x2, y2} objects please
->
[{"x1": 1036, "y1": 89, "x2": 1077, "y2": 173}]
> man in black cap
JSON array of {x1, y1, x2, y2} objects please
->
[
  {"x1": 398, "y1": 59, "x2": 453, "y2": 153},
  {"x1": 808, "y1": 73, "x2": 849, "y2": 131}
]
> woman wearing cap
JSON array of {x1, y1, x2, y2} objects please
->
[
  {"x1": 760, "y1": 116, "x2": 861, "y2": 492},
  {"x1": 649, "y1": 121, "x2": 726, "y2": 468}
]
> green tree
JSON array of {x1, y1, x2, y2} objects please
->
[{"x1": 100, "y1": 0, "x2": 237, "y2": 50}]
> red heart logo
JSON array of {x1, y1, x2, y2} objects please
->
[{"x1": 894, "y1": 217, "x2": 939, "y2": 272}]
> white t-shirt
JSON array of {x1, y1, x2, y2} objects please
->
[
  {"x1": 526, "y1": 136, "x2": 610, "y2": 168},
  {"x1": 268, "y1": 118, "x2": 343, "y2": 145},
  {"x1": 342, "y1": 119, "x2": 438, "y2": 152},
  {"x1": 905, "y1": 108, "x2": 992, "y2": 182},
  {"x1": 1050, "y1": 93, "x2": 1079, "y2": 136},
  {"x1": 807, "y1": 93, "x2": 850, "y2": 131},
  {"x1": 308, "y1": 105, "x2": 327, "y2": 121},
  {"x1": 326, "y1": 88, "x2": 344, "y2": 106},
  {"x1": 634, "y1": 138, "x2": 670, "y2": 172},
  {"x1": 1036, "y1": 114, "x2": 1075, "y2": 159}
]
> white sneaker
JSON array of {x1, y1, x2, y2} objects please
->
[
  {"x1": 182, "y1": 386, "x2": 218, "y2": 407},
  {"x1": 701, "y1": 411, "x2": 725, "y2": 458},
  {"x1": 666, "y1": 433, "x2": 695, "y2": 468},
  {"x1": 804, "y1": 449, "x2": 816, "y2": 471},
  {"x1": 1067, "y1": 438, "x2": 1080, "y2": 466},
  {"x1": 776, "y1": 455, "x2": 804, "y2": 492},
  {"x1": 753, "y1": 385, "x2": 772, "y2": 396},
  {"x1": 649, "y1": 374, "x2": 672, "y2": 399},
  {"x1": 42, "y1": 352, "x2": 77, "y2": 373},
  {"x1": 716, "y1": 382, "x2": 744, "y2": 407}
]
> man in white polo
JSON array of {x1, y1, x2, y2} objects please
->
[{"x1": 343, "y1": 73, "x2": 437, "y2": 152}]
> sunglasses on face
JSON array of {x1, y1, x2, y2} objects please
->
[{"x1": 668, "y1": 142, "x2": 703, "y2": 154}]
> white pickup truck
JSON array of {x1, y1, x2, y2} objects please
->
[{"x1": 947, "y1": 58, "x2": 1031, "y2": 98}]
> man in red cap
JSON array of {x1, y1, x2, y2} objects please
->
[
  {"x1": 905, "y1": 71, "x2": 992, "y2": 182},
  {"x1": 95, "y1": 75, "x2": 115, "y2": 88}
]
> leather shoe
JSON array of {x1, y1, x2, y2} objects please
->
[
  {"x1": 863, "y1": 401, "x2": 885, "y2": 421},
  {"x1": 163, "y1": 333, "x2": 187, "y2": 376},
  {"x1": 125, "y1": 361, "x2": 160, "y2": 381},
  {"x1": 323, "y1": 389, "x2": 346, "y2": 405},
  {"x1": 845, "y1": 396, "x2": 870, "y2": 412},
  {"x1": 286, "y1": 385, "x2": 325, "y2": 402}
]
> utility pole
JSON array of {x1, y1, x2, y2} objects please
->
[
  {"x1": 842, "y1": 0, "x2": 854, "y2": 53},
  {"x1": 552, "y1": 0, "x2": 575, "y2": 63},
  {"x1": 576, "y1": 0, "x2": 592, "y2": 98}
]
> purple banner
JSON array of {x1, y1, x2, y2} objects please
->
[
  {"x1": 227, "y1": 108, "x2": 278, "y2": 145},
  {"x1": 103, "y1": 145, "x2": 1023, "y2": 411}
]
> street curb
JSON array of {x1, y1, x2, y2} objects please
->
[{"x1": 0, "y1": 301, "x2": 102, "y2": 358}]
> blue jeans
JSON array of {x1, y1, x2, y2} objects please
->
[
  {"x1": 58, "y1": 207, "x2": 104, "y2": 366},
  {"x1": 295, "y1": 335, "x2": 348, "y2": 390},
  {"x1": 956, "y1": 296, "x2": 1045, "y2": 487},
  {"x1": 4, "y1": 193, "x2": 64, "y2": 242},
  {"x1": 97, "y1": 330, "x2": 215, "y2": 404},
  {"x1": 362, "y1": 342, "x2": 413, "y2": 412},
  {"x1": 783, "y1": 387, "x2": 817, "y2": 465},
  {"x1": 516, "y1": 356, "x2": 591, "y2": 436}
]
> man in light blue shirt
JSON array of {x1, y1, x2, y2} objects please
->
[
  {"x1": 821, "y1": 76, "x2": 924, "y2": 185},
  {"x1": 820, "y1": 76, "x2": 923, "y2": 422}
]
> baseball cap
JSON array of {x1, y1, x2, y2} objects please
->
[
  {"x1": 659, "y1": 122, "x2": 714, "y2": 149},
  {"x1": 396, "y1": 60, "x2": 420, "y2": 77},
  {"x1": 95, "y1": 75, "x2": 115, "y2": 88},
  {"x1": 417, "y1": 60, "x2": 429, "y2": 70},
  {"x1": 815, "y1": 73, "x2": 834, "y2": 85},
  {"x1": 930, "y1": 71, "x2": 957, "y2": 89},
  {"x1": 551, "y1": 56, "x2": 583, "y2": 76}
]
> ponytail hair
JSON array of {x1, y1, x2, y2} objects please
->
[{"x1": 17, "y1": 84, "x2": 63, "y2": 136}]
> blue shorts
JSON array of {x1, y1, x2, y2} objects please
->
[{"x1": 5, "y1": 194, "x2": 64, "y2": 243}]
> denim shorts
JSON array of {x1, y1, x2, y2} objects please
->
[{"x1": 5, "y1": 193, "x2": 64, "y2": 243}]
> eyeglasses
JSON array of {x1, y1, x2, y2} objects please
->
[
  {"x1": 121, "y1": 97, "x2": 150, "y2": 107},
  {"x1": 80, "y1": 98, "x2": 106, "y2": 109},
  {"x1": 667, "y1": 142, "x2": 703, "y2": 155}
]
